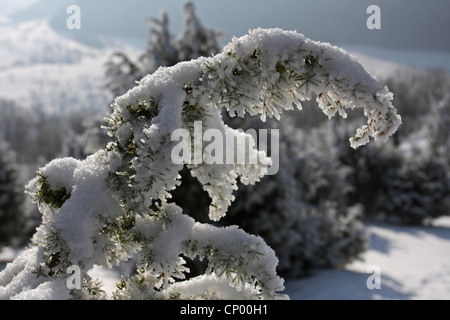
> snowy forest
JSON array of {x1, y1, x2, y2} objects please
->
[{"x1": 0, "y1": 1, "x2": 449, "y2": 300}]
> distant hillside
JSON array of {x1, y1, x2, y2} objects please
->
[
  {"x1": 0, "y1": 19, "x2": 140, "y2": 115},
  {"x1": 0, "y1": 19, "x2": 96, "y2": 69}
]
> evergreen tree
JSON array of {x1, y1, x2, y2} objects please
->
[
  {"x1": 112, "y1": 3, "x2": 369, "y2": 278},
  {"x1": 140, "y1": 10, "x2": 178, "y2": 73},
  {"x1": 0, "y1": 140, "x2": 25, "y2": 248},
  {"x1": 174, "y1": 2, "x2": 223, "y2": 62},
  {"x1": 222, "y1": 118, "x2": 367, "y2": 278},
  {"x1": 104, "y1": 2, "x2": 222, "y2": 98},
  {"x1": 335, "y1": 117, "x2": 450, "y2": 225},
  {"x1": 0, "y1": 28, "x2": 400, "y2": 300}
]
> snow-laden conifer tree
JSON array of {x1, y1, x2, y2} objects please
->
[
  {"x1": 174, "y1": 2, "x2": 223, "y2": 62},
  {"x1": 105, "y1": 2, "x2": 222, "y2": 98},
  {"x1": 0, "y1": 140, "x2": 24, "y2": 249},
  {"x1": 223, "y1": 118, "x2": 367, "y2": 278},
  {"x1": 0, "y1": 28, "x2": 400, "y2": 300},
  {"x1": 333, "y1": 72, "x2": 450, "y2": 225},
  {"x1": 116, "y1": 4, "x2": 367, "y2": 278}
]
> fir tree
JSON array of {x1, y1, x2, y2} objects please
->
[
  {"x1": 0, "y1": 140, "x2": 25, "y2": 249},
  {"x1": 223, "y1": 118, "x2": 367, "y2": 278},
  {"x1": 105, "y1": 4, "x2": 367, "y2": 279},
  {"x1": 104, "y1": 2, "x2": 222, "y2": 98},
  {"x1": 174, "y1": 2, "x2": 223, "y2": 62},
  {"x1": 0, "y1": 28, "x2": 400, "y2": 300}
]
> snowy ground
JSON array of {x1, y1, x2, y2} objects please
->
[
  {"x1": 2, "y1": 216, "x2": 449, "y2": 300},
  {"x1": 284, "y1": 216, "x2": 450, "y2": 300}
]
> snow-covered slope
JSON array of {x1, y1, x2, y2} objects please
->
[
  {"x1": 347, "y1": 46, "x2": 450, "y2": 81},
  {"x1": 0, "y1": 20, "x2": 140, "y2": 115},
  {"x1": 0, "y1": 19, "x2": 97, "y2": 69},
  {"x1": 347, "y1": 51, "x2": 404, "y2": 80},
  {"x1": 347, "y1": 44, "x2": 450, "y2": 75},
  {"x1": 285, "y1": 217, "x2": 450, "y2": 300}
]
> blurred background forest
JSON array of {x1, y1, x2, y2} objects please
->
[{"x1": 0, "y1": 0, "x2": 449, "y2": 282}]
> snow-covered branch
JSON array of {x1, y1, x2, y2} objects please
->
[{"x1": 0, "y1": 28, "x2": 400, "y2": 300}]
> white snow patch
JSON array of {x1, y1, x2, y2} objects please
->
[{"x1": 285, "y1": 216, "x2": 450, "y2": 300}]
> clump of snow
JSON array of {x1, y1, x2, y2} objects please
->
[{"x1": 38, "y1": 157, "x2": 80, "y2": 191}]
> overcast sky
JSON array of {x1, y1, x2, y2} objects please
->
[{"x1": 3, "y1": 0, "x2": 450, "y2": 53}]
